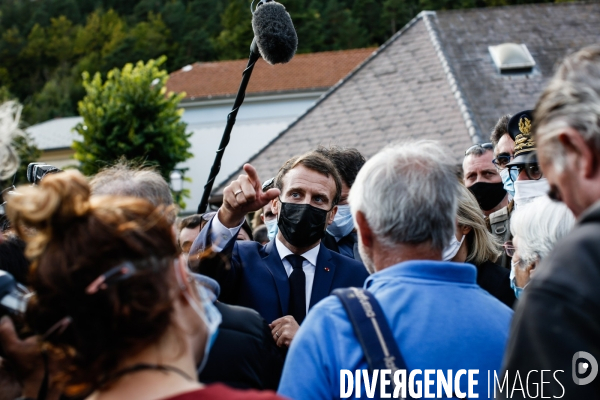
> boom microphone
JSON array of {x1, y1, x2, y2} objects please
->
[
  {"x1": 252, "y1": 0, "x2": 298, "y2": 64},
  {"x1": 197, "y1": 0, "x2": 298, "y2": 214}
]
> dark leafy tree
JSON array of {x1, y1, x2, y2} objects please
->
[
  {"x1": 0, "y1": 0, "x2": 573, "y2": 125},
  {"x1": 73, "y1": 57, "x2": 192, "y2": 200}
]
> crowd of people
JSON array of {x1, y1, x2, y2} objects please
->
[{"x1": 0, "y1": 45, "x2": 599, "y2": 399}]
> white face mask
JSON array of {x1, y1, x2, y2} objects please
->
[
  {"x1": 174, "y1": 261, "x2": 222, "y2": 373},
  {"x1": 513, "y1": 178, "x2": 549, "y2": 208},
  {"x1": 442, "y1": 234, "x2": 465, "y2": 261}
]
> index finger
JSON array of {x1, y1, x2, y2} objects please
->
[{"x1": 243, "y1": 164, "x2": 261, "y2": 190}]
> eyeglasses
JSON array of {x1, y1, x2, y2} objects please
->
[
  {"x1": 492, "y1": 155, "x2": 514, "y2": 170},
  {"x1": 465, "y1": 143, "x2": 493, "y2": 156},
  {"x1": 503, "y1": 241, "x2": 516, "y2": 257},
  {"x1": 507, "y1": 161, "x2": 543, "y2": 182}
]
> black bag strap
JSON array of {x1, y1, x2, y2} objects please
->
[{"x1": 333, "y1": 287, "x2": 409, "y2": 398}]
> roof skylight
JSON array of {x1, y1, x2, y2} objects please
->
[{"x1": 489, "y1": 43, "x2": 536, "y2": 74}]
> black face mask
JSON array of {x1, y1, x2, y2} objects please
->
[
  {"x1": 277, "y1": 201, "x2": 329, "y2": 248},
  {"x1": 468, "y1": 182, "x2": 507, "y2": 211}
]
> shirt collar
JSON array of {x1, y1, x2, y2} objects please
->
[
  {"x1": 365, "y1": 260, "x2": 477, "y2": 289},
  {"x1": 275, "y1": 237, "x2": 320, "y2": 266}
]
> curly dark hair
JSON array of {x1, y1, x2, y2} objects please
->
[
  {"x1": 315, "y1": 146, "x2": 366, "y2": 188},
  {"x1": 490, "y1": 114, "x2": 511, "y2": 147}
]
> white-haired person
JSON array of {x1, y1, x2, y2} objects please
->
[
  {"x1": 0, "y1": 101, "x2": 21, "y2": 181},
  {"x1": 278, "y1": 141, "x2": 512, "y2": 400},
  {"x1": 0, "y1": 101, "x2": 23, "y2": 243},
  {"x1": 503, "y1": 196, "x2": 575, "y2": 299},
  {"x1": 448, "y1": 185, "x2": 515, "y2": 307}
]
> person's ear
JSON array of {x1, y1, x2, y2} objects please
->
[
  {"x1": 355, "y1": 211, "x2": 373, "y2": 249},
  {"x1": 460, "y1": 225, "x2": 472, "y2": 236},
  {"x1": 526, "y1": 259, "x2": 537, "y2": 276},
  {"x1": 327, "y1": 205, "x2": 337, "y2": 226},
  {"x1": 271, "y1": 198, "x2": 279, "y2": 216},
  {"x1": 558, "y1": 128, "x2": 598, "y2": 179},
  {"x1": 261, "y1": 213, "x2": 265, "y2": 223}
]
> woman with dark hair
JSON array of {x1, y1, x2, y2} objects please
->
[{"x1": 4, "y1": 170, "x2": 281, "y2": 400}]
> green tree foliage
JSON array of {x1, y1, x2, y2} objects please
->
[
  {"x1": 73, "y1": 56, "x2": 192, "y2": 191},
  {"x1": 214, "y1": 0, "x2": 254, "y2": 60},
  {"x1": 0, "y1": 0, "x2": 573, "y2": 125}
]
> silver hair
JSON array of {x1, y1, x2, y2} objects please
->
[
  {"x1": 349, "y1": 140, "x2": 458, "y2": 251},
  {"x1": 510, "y1": 196, "x2": 575, "y2": 268},
  {"x1": 535, "y1": 45, "x2": 600, "y2": 172},
  {"x1": 90, "y1": 162, "x2": 174, "y2": 207},
  {"x1": 0, "y1": 101, "x2": 24, "y2": 180}
]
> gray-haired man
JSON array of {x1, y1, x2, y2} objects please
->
[
  {"x1": 501, "y1": 45, "x2": 600, "y2": 399},
  {"x1": 278, "y1": 141, "x2": 512, "y2": 399}
]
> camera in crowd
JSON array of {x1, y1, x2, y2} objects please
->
[
  {"x1": 0, "y1": 270, "x2": 30, "y2": 318},
  {"x1": 27, "y1": 162, "x2": 62, "y2": 185}
]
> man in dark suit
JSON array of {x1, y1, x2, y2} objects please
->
[{"x1": 190, "y1": 151, "x2": 368, "y2": 348}]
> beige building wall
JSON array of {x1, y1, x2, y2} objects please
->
[{"x1": 37, "y1": 148, "x2": 78, "y2": 169}]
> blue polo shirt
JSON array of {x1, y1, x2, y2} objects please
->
[{"x1": 278, "y1": 260, "x2": 513, "y2": 399}]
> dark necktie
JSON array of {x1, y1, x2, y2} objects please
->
[{"x1": 286, "y1": 254, "x2": 306, "y2": 324}]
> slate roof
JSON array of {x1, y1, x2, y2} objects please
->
[
  {"x1": 433, "y1": 1, "x2": 600, "y2": 140},
  {"x1": 166, "y1": 48, "x2": 375, "y2": 100},
  {"x1": 212, "y1": 2, "x2": 600, "y2": 197}
]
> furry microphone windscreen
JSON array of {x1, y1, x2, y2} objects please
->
[{"x1": 251, "y1": 1, "x2": 298, "y2": 65}]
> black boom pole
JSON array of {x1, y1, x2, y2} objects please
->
[{"x1": 197, "y1": 40, "x2": 261, "y2": 214}]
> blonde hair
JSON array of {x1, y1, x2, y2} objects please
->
[{"x1": 457, "y1": 184, "x2": 502, "y2": 265}]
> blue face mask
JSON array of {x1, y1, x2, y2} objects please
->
[
  {"x1": 176, "y1": 266, "x2": 221, "y2": 374},
  {"x1": 193, "y1": 280, "x2": 221, "y2": 373},
  {"x1": 500, "y1": 168, "x2": 518, "y2": 198},
  {"x1": 510, "y1": 277, "x2": 524, "y2": 299},
  {"x1": 264, "y1": 219, "x2": 278, "y2": 241},
  {"x1": 510, "y1": 259, "x2": 526, "y2": 299},
  {"x1": 326, "y1": 204, "x2": 355, "y2": 241}
]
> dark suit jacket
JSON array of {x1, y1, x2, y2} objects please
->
[
  {"x1": 199, "y1": 302, "x2": 285, "y2": 390},
  {"x1": 190, "y1": 217, "x2": 369, "y2": 323},
  {"x1": 500, "y1": 201, "x2": 600, "y2": 399},
  {"x1": 322, "y1": 232, "x2": 363, "y2": 262},
  {"x1": 475, "y1": 260, "x2": 515, "y2": 308}
]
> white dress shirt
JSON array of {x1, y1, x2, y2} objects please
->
[
  {"x1": 274, "y1": 238, "x2": 317, "y2": 314},
  {"x1": 211, "y1": 214, "x2": 318, "y2": 314}
]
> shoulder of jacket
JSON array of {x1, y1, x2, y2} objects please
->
[
  {"x1": 489, "y1": 206, "x2": 509, "y2": 224},
  {"x1": 329, "y1": 251, "x2": 365, "y2": 268}
]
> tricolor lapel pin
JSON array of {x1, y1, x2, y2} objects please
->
[{"x1": 324, "y1": 267, "x2": 330, "y2": 272}]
